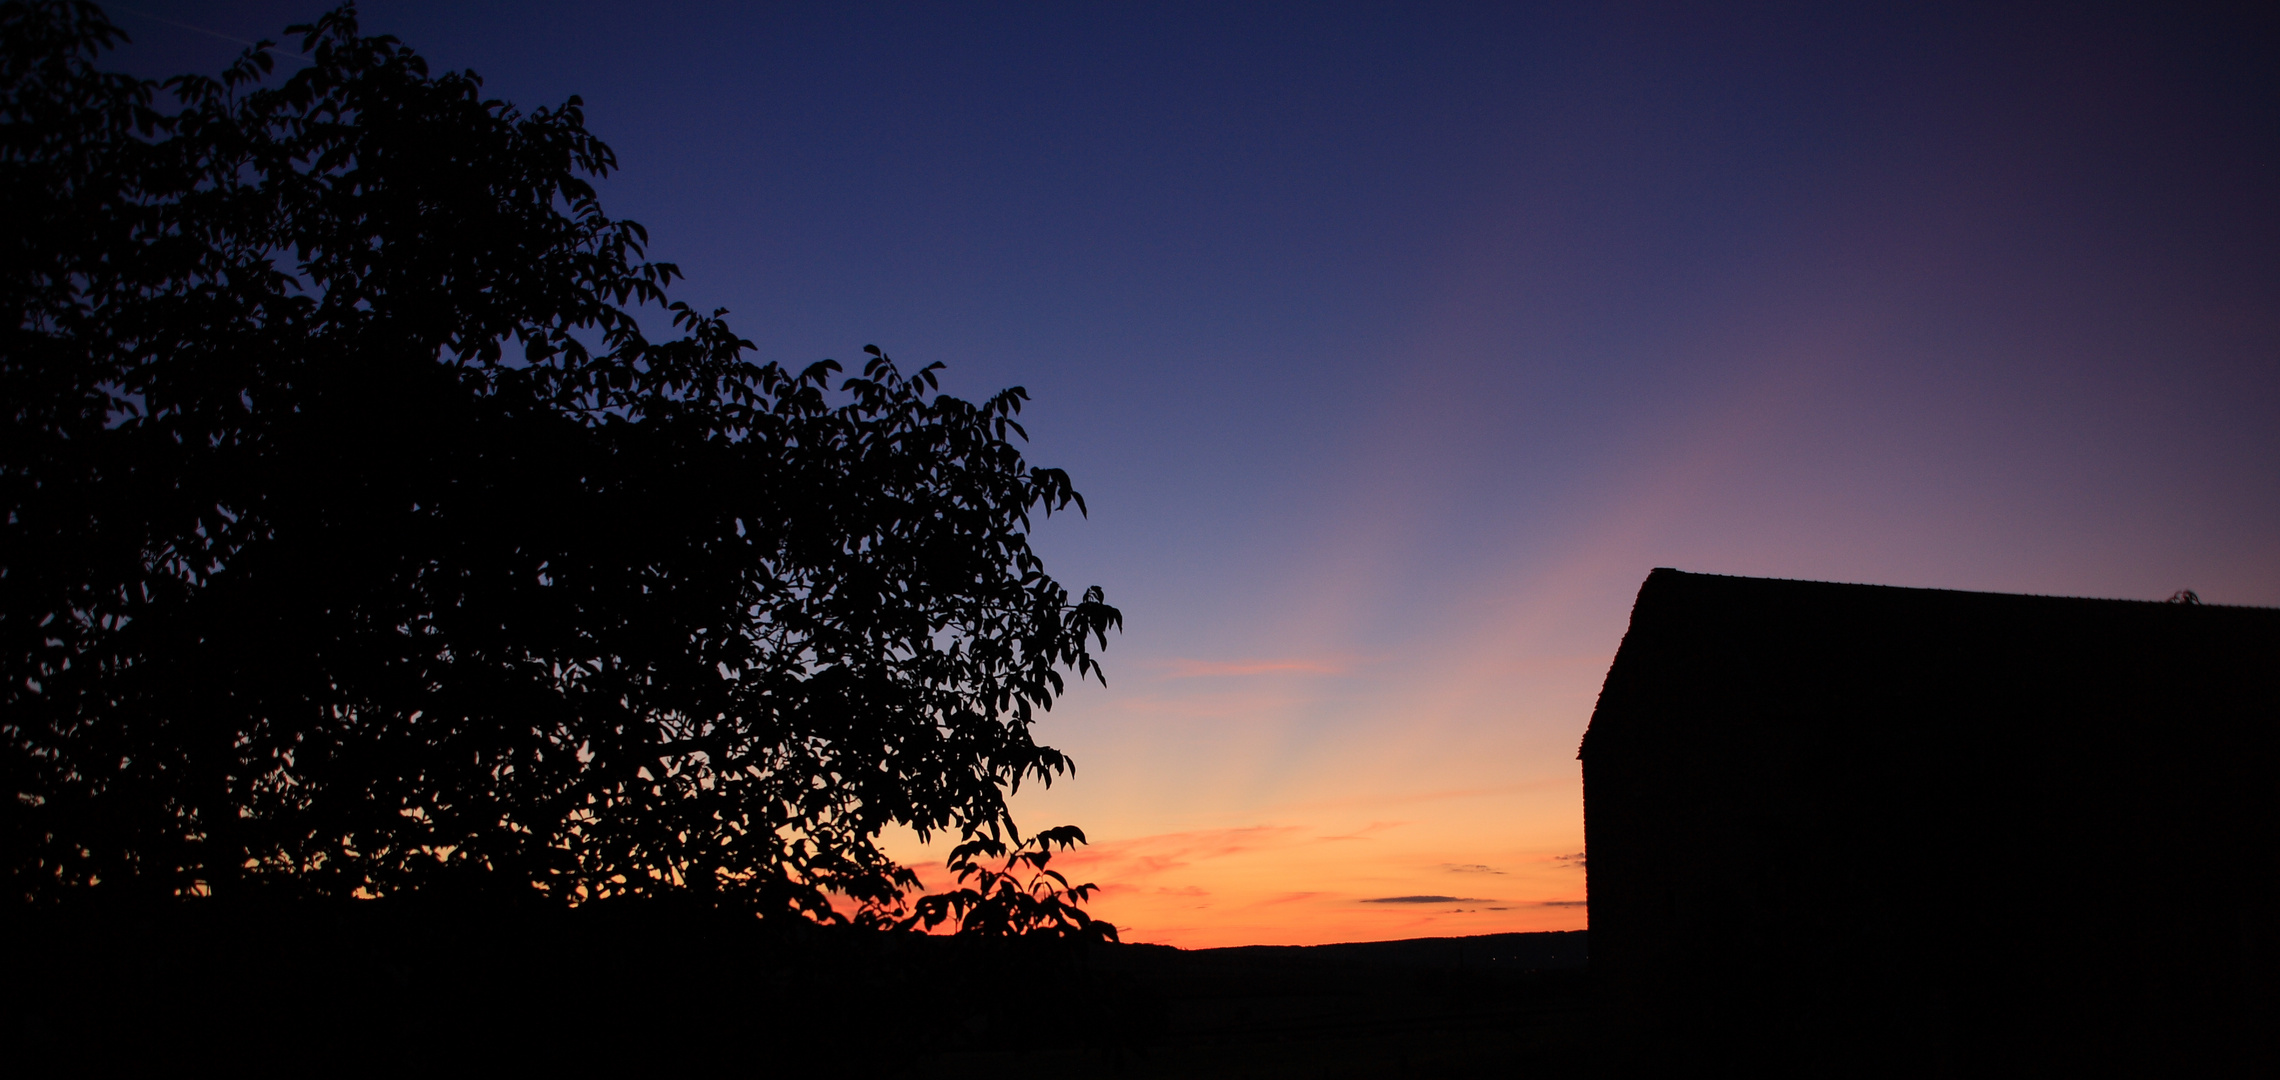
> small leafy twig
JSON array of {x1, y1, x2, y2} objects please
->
[{"x1": 899, "y1": 825, "x2": 1118, "y2": 943}]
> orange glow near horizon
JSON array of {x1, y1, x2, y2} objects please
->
[
  {"x1": 877, "y1": 584, "x2": 1618, "y2": 949},
  {"x1": 887, "y1": 806, "x2": 1591, "y2": 951}
]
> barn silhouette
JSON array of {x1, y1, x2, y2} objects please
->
[{"x1": 1581, "y1": 569, "x2": 2278, "y2": 1076}]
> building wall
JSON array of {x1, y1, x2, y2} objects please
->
[{"x1": 1580, "y1": 569, "x2": 2280, "y2": 1076}]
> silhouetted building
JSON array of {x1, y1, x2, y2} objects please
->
[{"x1": 1580, "y1": 570, "x2": 2279, "y2": 1076}]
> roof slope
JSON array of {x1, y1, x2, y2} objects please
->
[{"x1": 1583, "y1": 567, "x2": 2279, "y2": 765}]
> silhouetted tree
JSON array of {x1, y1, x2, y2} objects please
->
[
  {"x1": 1, "y1": 2, "x2": 1119, "y2": 923},
  {"x1": 902, "y1": 824, "x2": 1118, "y2": 942}
]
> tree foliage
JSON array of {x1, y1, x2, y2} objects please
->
[
  {"x1": 901, "y1": 824, "x2": 1118, "y2": 943},
  {"x1": 1, "y1": 2, "x2": 1119, "y2": 921}
]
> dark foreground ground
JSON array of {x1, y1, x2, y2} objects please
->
[
  {"x1": 4, "y1": 904, "x2": 1589, "y2": 1077},
  {"x1": 938, "y1": 931, "x2": 1593, "y2": 1079}
]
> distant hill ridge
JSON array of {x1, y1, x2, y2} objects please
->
[{"x1": 1129, "y1": 929, "x2": 1589, "y2": 971}]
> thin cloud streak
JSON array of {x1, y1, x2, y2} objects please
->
[{"x1": 1159, "y1": 658, "x2": 1354, "y2": 678}]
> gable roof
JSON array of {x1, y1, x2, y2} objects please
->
[{"x1": 1580, "y1": 567, "x2": 2279, "y2": 766}]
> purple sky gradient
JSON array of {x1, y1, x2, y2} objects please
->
[{"x1": 107, "y1": 1, "x2": 2279, "y2": 945}]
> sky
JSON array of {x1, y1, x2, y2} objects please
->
[{"x1": 107, "y1": 2, "x2": 2279, "y2": 948}]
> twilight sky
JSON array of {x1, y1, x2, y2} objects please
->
[{"x1": 114, "y1": 2, "x2": 2278, "y2": 947}]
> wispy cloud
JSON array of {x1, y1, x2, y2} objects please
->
[
  {"x1": 1360, "y1": 895, "x2": 1490, "y2": 904},
  {"x1": 1443, "y1": 863, "x2": 1505, "y2": 874},
  {"x1": 1315, "y1": 820, "x2": 1406, "y2": 841},
  {"x1": 1047, "y1": 825, "x2": 1307, "y2": 880},
  {"x1": 1257, "y1": 891, "x2": 1327, "y2": 906},
  {"x1": 1556, "y1": 852, "x2": 1587, "y2": 870},
  {"x1": 1537, "y1": 900, "x2": 1587, "y2": 907},
  {"x1": 1161, "y1": 657, "x2": 1352, "y2": 678},
  {"x1": 1271, "y1": 780, "x2": 1570, "y2": 816}
]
